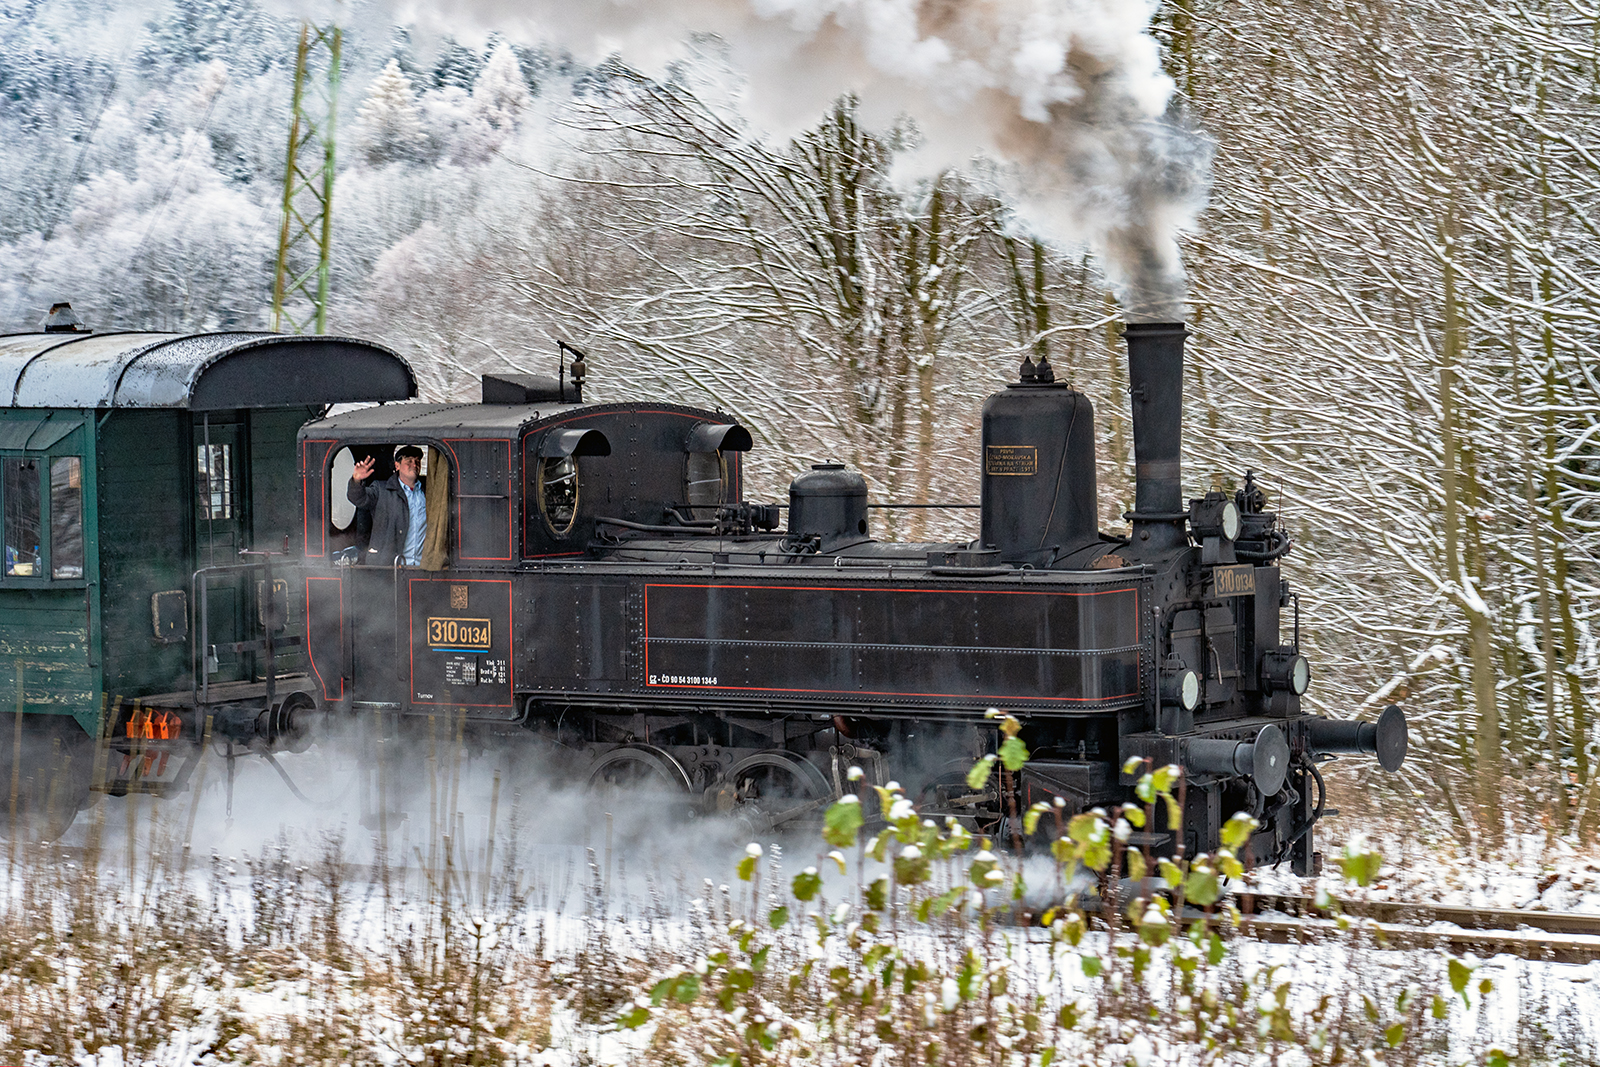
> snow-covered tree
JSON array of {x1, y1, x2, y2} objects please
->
[
  {"x1": 472, "y1": 43, "x2": 530, "y2": 131},
  {"x1": 356, "y1": 59, "x2": 427, "y2": 165},
  {"x1": 1163, "y1": 0, "x2": 1600, "y2": 842}
]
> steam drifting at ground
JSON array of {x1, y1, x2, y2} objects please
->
[{"x1": 371, "y1": 0, "x2": 1211, "y2": 321}]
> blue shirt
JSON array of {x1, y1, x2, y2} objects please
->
[{"x1": 400, "y1": 478, "x2": 427, "y2": 565}]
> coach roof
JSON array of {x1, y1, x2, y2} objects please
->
[{"x1": 0, "y1": 331, "x2": 416, "y2": 410}]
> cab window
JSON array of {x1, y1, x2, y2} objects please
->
[
  {"x1": 327, "y1": 445, "x2": 368, "y2": 553},
  {"x1": 329, "y1": 444, "x2": 451, "y2": 568},
  {"x1": 685, "y1": 450, "x2": 726, "y2": 520},
  {"x1": 539, "y1": 455, "x2": 579, "y2": 535},
  {"x1": 49, "y1": 457, "x2": 83, "y2": 579},
  {"x1": 525, "y1": 427, "x2": 609, "y2": 548}
]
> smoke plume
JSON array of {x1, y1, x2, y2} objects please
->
[{"x1": 374, "y1": 0, "x2": 1211, "y2": 321}]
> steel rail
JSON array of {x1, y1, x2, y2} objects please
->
[
  {"x1": 1052, "y1": 893, "x2": 1600, "y2": 964},
  {"x1": 1237, "y1": 893, "x2": 1600, "y2": 939},
  {"x1": 1235, "y1": 913, "x2": 1600, "y2": 965}
]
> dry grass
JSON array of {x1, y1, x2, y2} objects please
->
[{"x1": 0, "y1": 747, "x2": 1593, "y2": 1065}]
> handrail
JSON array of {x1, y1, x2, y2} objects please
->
[
  {"x1": 239, "y1": 549, "x2": 282, "y2": 719},
  {"x1": 392, "y1": 554, "x2": 404, "y2": 710},
  {"x1": 189, "y1": 557, "x2": 300, "y2": 712}
]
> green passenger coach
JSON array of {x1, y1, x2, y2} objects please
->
[{"x1": 0, "y1": 304, "x2": 413, "y2": 833}]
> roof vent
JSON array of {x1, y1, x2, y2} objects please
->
[
  {"x1": 42, "y1": 302, "x2": 90, "y2": 334},
  {"x1": 482, "y1": 372, "x2": 568, "y2": 404}
]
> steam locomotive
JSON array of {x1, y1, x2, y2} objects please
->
[{"x1": 0, "y1": 305, "x2": 1404, "y2": 868}]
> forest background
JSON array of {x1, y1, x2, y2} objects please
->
[{"x1": 1, "y1": 0, "x2": 1596, "y2": 849}]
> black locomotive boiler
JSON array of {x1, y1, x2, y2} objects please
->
[{"x1": 285, "y1": 321, "x2": 1405, "y2": 873}]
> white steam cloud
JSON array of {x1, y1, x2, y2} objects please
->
[{"x1": 371, "y1": 0, "x2": 1211, "y2": 321}]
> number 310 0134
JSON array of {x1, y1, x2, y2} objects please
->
[{"x1": 426, "y1": 617, "x2": 492, "y2": 650}]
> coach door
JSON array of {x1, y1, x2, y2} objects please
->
[{"x1": 193, "y1": 414, "x2": 252, "y2": 685}]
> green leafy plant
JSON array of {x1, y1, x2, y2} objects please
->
[{"x1": 613, "y1": 735, "x2": 1537, "y2": 1066}]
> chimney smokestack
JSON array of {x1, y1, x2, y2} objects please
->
[
  {"x1": 1123, "y1": 322, "x2": 1188, "y2": 554},
  {"x1": 42, "y1": 302, "x2": 90, "y2": 334}
]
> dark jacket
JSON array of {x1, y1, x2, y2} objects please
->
[{"x1": 348, "y1": 474, "x2": 425, "y2": 564}]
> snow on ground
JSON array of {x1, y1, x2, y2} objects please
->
[
  {"x1": 9, "y1": 746, "x2": 1598, "y2": 1064},
  {"x1": 1245, "y1": 826, "x2": 1600, "y2": 916}
]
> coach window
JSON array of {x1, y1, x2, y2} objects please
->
[
  {"x1": 49, "y1": 457, "x2": 83, "y2": 579},
  {"x1": 1, "y1": 454, "x2": 85, "y2": 582},
  {"x1": 4, "y1": 458, "x2": 40, "y2": 577},
  {"x1": 197, "y1": 443, "x2": 232, "y2": 519}
]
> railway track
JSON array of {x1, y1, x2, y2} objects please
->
[
  {"x1": 1048, "y1": 892, "x2": 1600, "y2": 964},
  {"x1": 21, "y1": 836, "x2": 1600, "y2": 963},
  {"x1": 1233, "y1": 894, "x2": 1600, "y2": 965}
]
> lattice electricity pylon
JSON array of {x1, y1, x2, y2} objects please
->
[{"x1": 271, "y1": 22, "x2": 342, "y2": 335}]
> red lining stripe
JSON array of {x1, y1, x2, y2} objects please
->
[
  {"x1": 304, "y1": 575, "x2": 344, "y2": 700},
  {"x1": 641, "y1": 582, "x2": 1141, "y2": 703},
  {"x1": 302, "y1": 439, "x2": 336, "y2": 557}
]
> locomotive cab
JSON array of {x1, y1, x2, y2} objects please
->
[
  {"x1": 300, "y1": 397, "x2": 752, "y2": 565},
  {"x1": 296, "y1": 394, "x2": 759, "y2": 721}
]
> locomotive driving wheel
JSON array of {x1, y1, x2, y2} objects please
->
[
  {"x1": 915, "y1": 757, "x2": 1004, "y2": 836},
  {"x1": 725, "y1": 751, "x2": 831, "y2": 837},
  {"x1": 587, "y1": 744, "x2": 693, "y2": 804},
  {"x1": 584, "y1": 744, "x2": 697, "y2": 839}
]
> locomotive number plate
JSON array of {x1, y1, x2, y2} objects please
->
[
  {"x1": 1212, "y1": 565, "x2": 1257, "y2": 597},
  {"x1": 985, "y1": 445, "x2": 1038, "y2": 476},
  {"x1": 410, "y1": 578, "x2": 514, "y2": 711},
  {"x1": 426, "y1": 617, "x2": 493, "y2": 650}
]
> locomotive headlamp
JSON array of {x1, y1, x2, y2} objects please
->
[
  {"x1": 1160, "y1": 666, "x2": 1201, "y2": 711},
  {"x1": 1189, "y1": 494, "x2": 1241, "y2": 541},
  {"x1": 1262, "y1": 647, "x2": 1311, "y2": 695}
]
